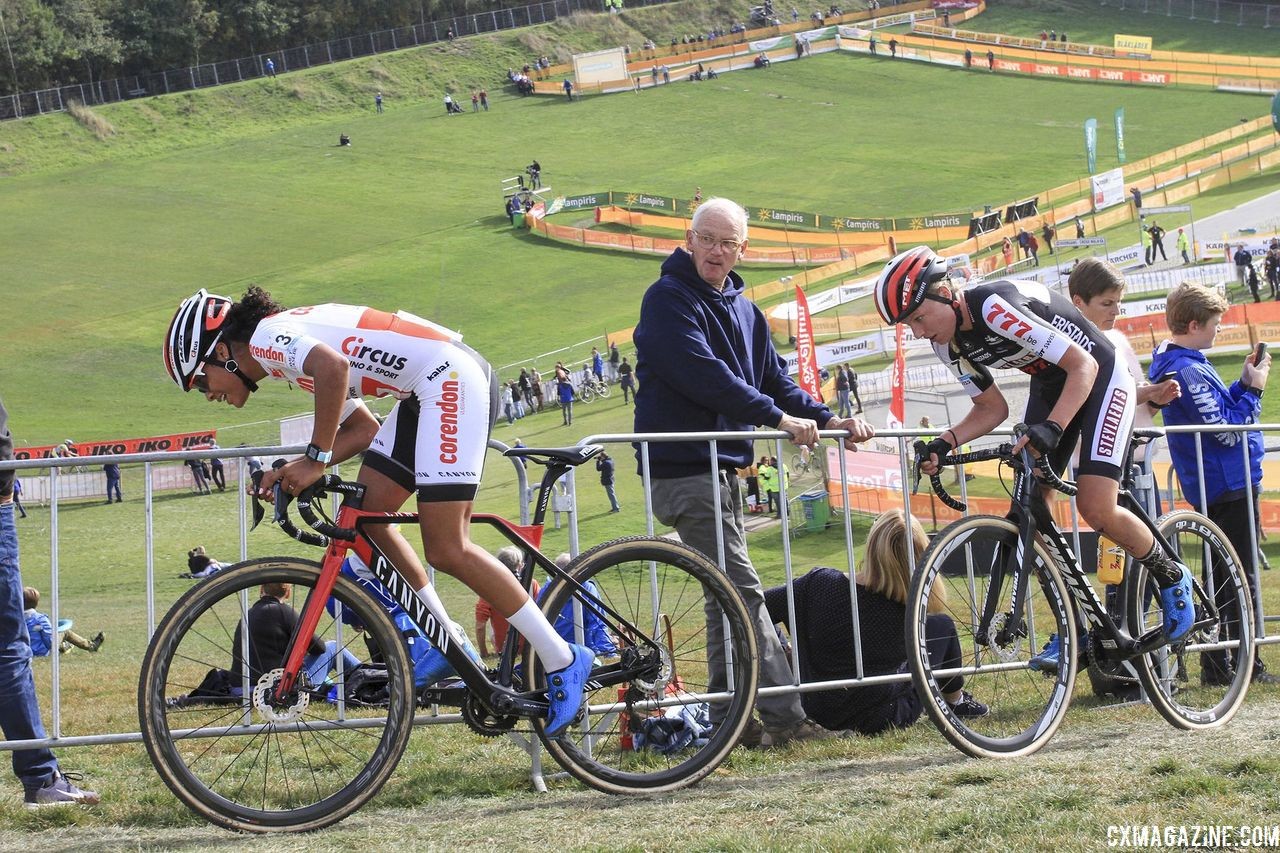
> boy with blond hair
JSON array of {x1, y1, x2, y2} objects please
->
[{"x1": 1149, "y1": 282, "x2": 1277, "y2": 685}]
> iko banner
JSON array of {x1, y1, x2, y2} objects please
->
[
  {"x1": 14, "y1": 430, "x2": 219, "y2": 461},
  {"x1": 1084, "y1": 117, "x2": 1098, "y2": 175}
]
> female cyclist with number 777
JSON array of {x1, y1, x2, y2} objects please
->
[{"x1": 873, "y1": 247, "x2": 1195, "y2": 668}]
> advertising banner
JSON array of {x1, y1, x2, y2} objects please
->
[
  {"x1": 1084, "y1": 117, "x2": 1098, "y2": 175},
  {"x1": 1114, "y1": 33, "x2": 1153, "y2": 56},
  {"x1": 888, "y1": 324, "x2": 906, "y2": 431},
  {"x1": 1115, "y1": 107, "x2": 1127, "y2": 164},
  {"x1": 1090, "y1": 166, "x2": 1125, "y2": 211},
  {"x1": 623, "y1": 191, "x2": 676, "y2": 212},
  {"x1": 15, "y1": 430, "x2": 219, "y2": 461},
  {"x1": 794, "y1": 287, "x2": 823, "y2": 402},
  {"x1": 560, "y1": 192, "x2": 612, "y2": 211},
  {"x1": 753, "y1": 205, "x2": 818, "y2": 229}
]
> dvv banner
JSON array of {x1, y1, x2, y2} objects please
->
[
  {"x1": 1114, "y1": 107, "x2": 1126, "y2": 165},
  {"x1": 1084, "y1": 118, "x2": 1098, "y2": 175}
]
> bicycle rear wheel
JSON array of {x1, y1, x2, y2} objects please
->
[
  {"x1": 138, "y1": 558, "x2": 415, "y2": 833},
  {"x1": 578, "y1": 384, "x2": 595, "y2": 403},
  {"x1": 595, "y1": 381, "x2": 611, "y2": 399},
  {"x1": 907, "y1": 516, "x2": 1077, "y2": 758},
  {"x1": 1127, "y1": 510, "x2": 1254, "y2": 729},
  {"x1": 530, "y1": 537, "x2": 758, "y2": 793}
]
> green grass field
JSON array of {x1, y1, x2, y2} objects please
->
[{"x1": 4, "y1": 0, "x2": 1280, "y2": 841}]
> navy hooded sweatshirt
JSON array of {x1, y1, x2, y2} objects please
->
[
  {"x1": 1148, "y1": 340, "x2": 1263, "y2": 509},
  {"x1": 633, "y1": 248, "x2": 833, "y2": 477}
]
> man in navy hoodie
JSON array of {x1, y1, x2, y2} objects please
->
[
  {"x1": 632, "y1": 196, "x2": 872, "y2": 748},
  {"x1": 1149, "y1": 282, "x2": 1277, "y2": 685}
]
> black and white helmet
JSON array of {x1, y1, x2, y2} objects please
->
[{"x1": 163, "y1": 289, "x2": 233, "y2": 391}]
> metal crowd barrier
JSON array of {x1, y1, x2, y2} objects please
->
[{"x1": 1, "y1": 425, "x2": 1275, "y2": 773}]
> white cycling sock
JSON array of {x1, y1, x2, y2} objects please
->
[
  {"x1": 507, "y1": 599, "x2": 573, "y2": 671},
  {"x1": 415, "y1": 583, "x2": 451, "y2": 623}
]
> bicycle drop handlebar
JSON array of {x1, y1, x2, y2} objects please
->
[
  {"x1": 250, "y1": 463, "x2": 366, "y2": 547},
  {"x1": 911, "y1": 424, "x2": 1078, "y2": 512}
]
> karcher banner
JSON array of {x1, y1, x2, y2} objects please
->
[{"x1": 1114, "y1": 33, "x2": 1153, "y2": 55}]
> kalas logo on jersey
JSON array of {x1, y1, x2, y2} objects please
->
[
  {"x1": 437, "y1": 377, "x2": 462, "y2": 463},
  {"x1": 341, "y1": 336, "x2": 409, "y2": 371}
]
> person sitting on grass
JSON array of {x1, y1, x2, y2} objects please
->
[
  {"x1": 763, "y1": 509, "x2": 986, "y2": 735},
  {"x1": 24, "y1": 587, "x2": 103, "y2": 656},
  {"x1": 179, "y1": 545, "x2": 226, "y2": 579}
]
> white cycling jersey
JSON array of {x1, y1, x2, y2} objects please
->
[{"x1": 248, "y1": 304, "x2": 495, "y2": 499}]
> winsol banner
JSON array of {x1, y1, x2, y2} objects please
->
[
  {"x1": 15, "y1": 430, "x2": 218, "y2": 461},
  {"x1": 1091, "y1": 166, "x2": 1125, "y2": 211},
  {"x1": 794, "y1": 286, "x2": 824, "y2": 402}
]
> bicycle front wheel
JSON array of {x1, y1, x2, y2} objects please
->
[
  {"x1": 907, "y1": 515, "x2": 1077, "y2": 758},
  {"x1": 531, "y1": 537, "x2": 758, "y2": 794},
  {"x1": 1127, "y1": 510, "x2": 1254, "y2": 729},
  {"x1": 595, "y1": 381, "x2": 611, "y2": 399},
  {"x1": 138, "y1": 558, "x2": 415, "y2": 833}
]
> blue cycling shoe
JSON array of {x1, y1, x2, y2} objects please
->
[
  {"x1": 1158, "y1": 563, "x2": 1195, "y2": 643},
  {"x1": 544, "y1": 643, "x2": 594, "y2": 738},
  {"x1": 1028, "y1": 634, "x2": 1061, "y2": 673}
]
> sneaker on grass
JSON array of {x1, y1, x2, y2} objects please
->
[{"x1": 24, "y1": 771, "x2": 100, "y2": 809}]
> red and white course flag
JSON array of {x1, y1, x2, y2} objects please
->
[
  {"x1": 887, "y1": 323, "x2": 905, "y2": 430},
  {"x1": 794, "y1": 285, "x2": 823, "y2": 402}
]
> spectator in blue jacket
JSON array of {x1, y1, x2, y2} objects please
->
[
  {"x1": 591, "y1": 347, "x2": 604, "y2": 383},
  {"x1": 1149, "y1": 282, "x2": 1277, "y2": 685},
  {"x1": 542, "y1": 553, "x2": 618, "y2": 657},
  {"x1": 632, "y1": 196, "x2": 873, "y2": 748}
]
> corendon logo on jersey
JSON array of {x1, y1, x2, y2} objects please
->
[
  {"x1": 437, "y1": 376, "x2": 462, "y2": 463},
  {"x1": 340, "y1": 336, "x2": 409, "y2": 372},
  {"x1": 250, "y1": 344, "x2": 287, "y2": 364},
  {"x1": 985, "y1": 301, "x2": 1033, "y2": 339}
]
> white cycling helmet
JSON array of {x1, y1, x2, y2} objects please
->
[{"x1": 163, "y1": 289, "x2": 234, "y2": 391}]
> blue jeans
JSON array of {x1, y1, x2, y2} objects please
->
[
  {"x1": 603, "y1": 482, "x2": 620, "y2": 511},
  {"x1": 0, "y1": 502, "x2": 58, "y2": 788},
  {"x1": 305, "y1": 641, "x2": 361, "y2": 686}
]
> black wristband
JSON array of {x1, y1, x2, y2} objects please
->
[
  {"x1": 305, "y1": 443, "x2": 334, "y2": 463},
  {"x1": 1245, "y1": 385, "x2": 1265, "y2": 398}
]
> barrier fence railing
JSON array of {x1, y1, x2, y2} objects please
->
[
  {"x1": 1102, "y1": 0, "x2": 1280, "y2": 27},
  {"x1": 2, "y1": 426, "x2": 1276, "y2": 769},
  {"x1": 0, "y1": 0, "x2": 681, "y2": 122}
]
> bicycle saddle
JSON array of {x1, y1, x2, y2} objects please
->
[{"x1": 503, "y1": 444, "x2": 603, "y2": 467}]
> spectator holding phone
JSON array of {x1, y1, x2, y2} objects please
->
[{"x1": 1149, "y1": 283, "x2": 1278, "y2": 686}]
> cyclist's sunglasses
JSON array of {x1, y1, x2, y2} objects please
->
[{"x1": 190, "y1": 364, "x2": 211, "y2": 394}]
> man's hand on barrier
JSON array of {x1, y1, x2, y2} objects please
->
[
  {"x1": 777, "y1": 413, "x2": 819, "y2": 449},
  {"x1": 825, "y1": 416, "x2": 875, "y2": 451}
]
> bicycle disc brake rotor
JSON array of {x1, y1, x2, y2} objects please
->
[
  {"x1": 252, "y1": 667, "x2": 311, "y2": 723},
  {"x1": 625, "y1": 643, "x2": 673, "y2": 695},
  {"x1": 986, "y1": 612, "x2": 1024, "y2": 663},
  {"x1": 461, "y1": 692, "x2": 518, "y2": 737}
]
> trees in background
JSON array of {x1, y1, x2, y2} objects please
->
[{"x1": 0, "y1": 0, "x2": 530, "y2": 94}]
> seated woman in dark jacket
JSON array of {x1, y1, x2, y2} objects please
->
[{"x1": 764, "y1": 509, "x2": 987, "y2": 735}]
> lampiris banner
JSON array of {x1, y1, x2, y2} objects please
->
[
  {"x1": 15, "y1": 430, "x2": 219, "y2": 461},
  {"x1": 581, "y1": 191, "x2": 967, "y2": 233}
]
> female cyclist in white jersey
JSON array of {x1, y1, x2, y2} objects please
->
[
  {"x1": 873, "y1": 248, "x2": 1194, "y2": 648},
  {"x1": 163, "y1": 286, "x2": 592, "y2": 736}
]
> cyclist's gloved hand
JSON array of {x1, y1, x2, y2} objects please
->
[
  {"x1": 1024, "y1": 420, "x2": 1064, "y2": 456},
  {"x1": 925, "y1": 436, "x2": 953, "y2": 465}
]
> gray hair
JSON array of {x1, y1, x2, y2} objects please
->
[
  {"x1": 495, "y1": 545, "x2": 524, "y2": 576},
  {"x1": 691, "y1": 197, "x2": 749, "y2": 238},
  {"x1": 554, "y1": 552, "x2": 573, "y2": 570}
]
